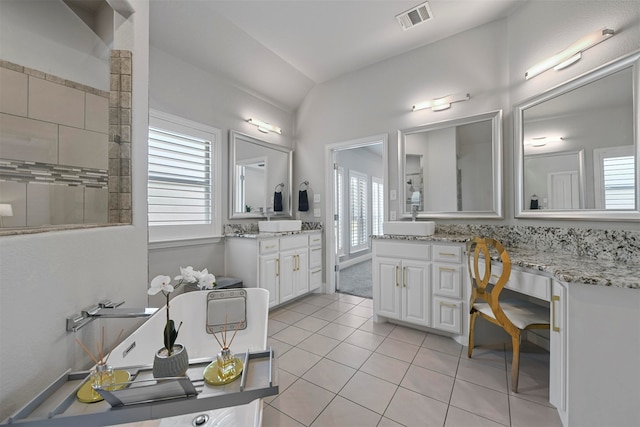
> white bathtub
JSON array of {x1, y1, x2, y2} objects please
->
[{"x1": 107, "y1": 288, "x2": 270, "y2": 427}]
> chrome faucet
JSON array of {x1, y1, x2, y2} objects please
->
[
  {"x1": 265, "y1": 206, "x2": 273, "y2": 221},
  {"x1": 411, "y1": 205, "x2": 419, "y2": 221},
  {"x1": 66, "y1": 300, "x2": 158, "y2": 332}
]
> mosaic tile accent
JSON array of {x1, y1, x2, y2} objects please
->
[{"x1": 0, "y1": 159, "x2": 107, "y2": 188}]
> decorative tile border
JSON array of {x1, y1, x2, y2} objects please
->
[{"x1": 0, "y1": 159, "x2": 107, "y2": 188}]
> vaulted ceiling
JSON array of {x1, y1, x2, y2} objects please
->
[{"x1": 150, "y1": 0, "x2": 525, "y2": 111}]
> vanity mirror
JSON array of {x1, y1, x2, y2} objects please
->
[
  {"x1": 514, "y1": 51, "x2": 640, "y2": 220},
  {"x1": 398, "y1": 110, "x2": 503, "y2": 219},
  {"x1": 229, "y1": 131, "x2": 292, "y2": 219}
]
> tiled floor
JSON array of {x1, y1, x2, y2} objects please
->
[{"x1": 263, "y1": 292, "x2": 563, "y2": 427}]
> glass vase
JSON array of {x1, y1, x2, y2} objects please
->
[
  {"x1": 90, "y1": 363, "x2": 115, "y2": 399},
  {"x1": 216, "y1": 347, "x2": 237, "y2": 381}
]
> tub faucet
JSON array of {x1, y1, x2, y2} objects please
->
[{"x1": 66, "y1": 300, "x2": 158, "y2": 332}]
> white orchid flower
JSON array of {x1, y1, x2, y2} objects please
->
[
  {"x1": 148, "y1": 275, "x2": 174, "y2": 295},
  {"x1": 198, "y1": 272, "x2": 216, "y2": 290},
  {"x1": 175, "y1": 266, "x2": 198, "y2": 283}
]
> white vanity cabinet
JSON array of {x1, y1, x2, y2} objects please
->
[
  {"x1": 226, "y1": 231, "x2": 321, "y2": 308},
  {"x1": 373, "y1": 239, "x2": 466, "y2": 335}
]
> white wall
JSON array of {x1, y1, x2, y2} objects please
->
[
  {"x1": 147, "y1": 46, "x2": 296, "y2": 290},
  {"x1": 296, "y1": 1, "x2": 640, "y2": 231},
  {"x1": 0, "y1": 0, "x2": 149, "y2": 420}
]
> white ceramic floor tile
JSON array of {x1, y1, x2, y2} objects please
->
[
  {"x1": 412, "y1": 347, "x2": 460, "y2": 377},
  {"x1": 271, "y1": 309, "x2": 308, "y2": 325},
  {"x1": 444, "y1": 406, "x2": 507, "y2": 427},
  {"x1": 267, "y1": 337, "x2": 293, "y2": 358},
  {"x1": 337, "y1": 293, "x2": 366, "y2": 305},
  {"x1": 311, "y1": 307, "x2": 344, "y2": 322},
  {"x1": 384, "y1": 386, "x2": 449, "y2": 427},
  {"x1": 326, "y1": 342, "x2": 373, "y2": 370},
  {"x1": 456, "y1": 358, "x2": 508, "y2": 393},
  {"x1": 270, "y1": 378, "x2": 335, "y2": 426},
  {"x1": 344, "y1": 329, "x2": 385, "y2": 351},
  {"x1": 357, "y1": 298, "x2": 374, "y2": 309},
  {"x1": 302, "y1": 358, "x2": 357, "y2": 393},
  {"x1": 377, "y1": 417, "x2": 404, "y2": 427},
  {"x1": 376, "y1": 337, "x2": 420, "y2": 363},
  {"x1": 334, "y1": 312, "x2": 369, "y2": 329},
  {"x1": 277, "y1": 347, "x2": 322, "y2": 376},
  {"x1": 303, "y1": 295, "x2": 335, "y2": 307},
  {"x1": 509, "y1": 394, "x2": 563, "y2": 427},
  {"x1": 288, "y1": 301, "x2": 323, "y2": 315},
  {"x1": 339, "y1": 371, "x2": 397, "y2": 414},
  {"x1": 295, "y1": 315, "x2": 330, "y2": 332},
  {"x1": 325, "y1": 301, "x2": 357, "y2": 313},
  {"x1": 401, "y1": 364, "x2": 455, "y2": 404},
  {"x1": 311, "y1": 395, "x2": 381, "y2": 427},
  {"x1": 268, "y1": 319, "x2": 289, "y2": 336},
  {"x1": 423, "y1": 333, "x2": 463, "y2": 357},
  {"x1": 358, "y1": 319, "x2": 395, "y2": 337},
  {"x1": 450, "y1": 379, "x2": 510, "y2": 426},
  {"x1": 359, "y1": 352, "x2": 409, "y2": 385},
  {"x1": 347, "y1": 305, "x2": 374, "y2": 318},
  {"x1": 262, "y1": 404, "x2": 305, "y2": 427},
  {"x1": 264, "y1": 368, "x2": 298, "y2": 404},
  {"x1": 297, "y1": 333, "x2": 341, "y2": 357},
  {"x1": 466, "y1": 344, "x2": 507, "y2": 368},
  {"x1": 272, "y1": 325, "x2": 314, "y2": 346},
  {"x1": 387, "y1": 325, "x2": 427, "y2": 346},
  {"x1": 317, "y1": 322, "x2": 356, "y2": 341}
]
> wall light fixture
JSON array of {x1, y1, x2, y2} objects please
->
[
  {"x1": 524, "y1": 136, "x2": 564, "y2": 147},
  {"x1": 525, "y1": 28, "x2": 614, "y2": 80},
  {"x1": 247, "y1": 118, "x2": 282, "y2": 135},
  {"x1": 412, "y1": 92, "x2": 470, "y2": 112}
]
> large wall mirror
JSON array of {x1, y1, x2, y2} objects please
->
[
  {"x1": 514, "y1": 51, "x2": 640, "y2": 220},
  {"x1": 398, "y1": 110, "x2": 503, "y2": 219},
  {"x1": 229, "y1": 130, "x2": 292, "y2": 219}
]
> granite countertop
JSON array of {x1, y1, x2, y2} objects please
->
[
  {"x1": 225, "y1": 229, "x2": 321, "y2": 239},
  {"x1": 373, "y1": 234, "x2": 640, "y2": 289}
]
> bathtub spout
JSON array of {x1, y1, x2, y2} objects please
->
[
  {"x1": 67, "y1": 300, "x2": 158, "y2": 332},
  {"x1": 90, "y1": 307, "x2": 158, "y2": 318}
]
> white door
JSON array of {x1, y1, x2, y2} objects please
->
[{"x1": 548, "y1": 171, "x2": 579, "y2": 209}]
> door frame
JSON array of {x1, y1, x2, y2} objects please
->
[{"x1": 324, "y1": 133, "x2": 388, "y2": 294}]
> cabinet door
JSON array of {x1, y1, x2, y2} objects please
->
[
  {"x1": 280, "y1": 251, "x2": 296, "y2": 303},
  {"x1": 402, "y1": 260, "x2": 430, "y2": 326},
  {"x1": 373, "y1": 257, "x2": 401, "y2": 320},
  {"x1": 259, "y1": 253, "x2": 280, "y2": 308},
  {"x1": 432, "y1": 296, "x2": 462, "y2": 334},
  {"x1": 550, "y1": 280, "x2": 568, "y2": 425},
  {"x1": 294, "y1": 250, "x2": 309, "y2": 297}
]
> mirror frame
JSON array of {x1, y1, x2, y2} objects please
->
[
  {"x1": 398, "y1": 110, "x2": 504, "y2": 219},
  {"x1": 228, "y1": 130, "x2": 293, "y2": 219},
  {"x1": 514, "y1": 51, "x2": 640, "y2": 221}
]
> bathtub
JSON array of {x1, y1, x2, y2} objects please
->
[{"x1": 106, "y1": 288, "x2": 270, "y2": 427}]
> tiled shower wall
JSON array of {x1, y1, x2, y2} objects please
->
[{"x1": 0, "y1": 50, "x2": 132, "y2": 229}]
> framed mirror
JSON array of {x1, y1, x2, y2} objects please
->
[
  {"x1": 398, "y1": 110, "x2": 503, "y2": 219},
  {"x1": 514, "y1": 51, "x2": 640, "y2": 220},
  {"x1": 229, "y1": 130, "x2": 292, "y2": 219}
]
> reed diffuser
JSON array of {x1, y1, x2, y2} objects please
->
[
  {"x1": 204, "y1": 315, "x2": 243, "y2": 384},
  {"x1": 76, "y1": 327, "x2": 123, "y2": 399}
]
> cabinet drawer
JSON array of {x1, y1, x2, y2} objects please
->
[
  {"x1": 476, "y1": 261, "x2": 551, "y2": 302},
  {"x1": 309, "y1": 247, "x2": 322, "y2": 268},
  {"x1": 308, "y1": 233, "x2": 322, "y2": 247},
  {"x1": 432, "y1": 263, "x2": 462, "y2": 299},
  {"x1": 280, "y1": 234, "x2": 308, "y2": 251},
  {"x1": 432, "y1": 297, "x2": 462, "y2": 334},
  {"x1": 432, "y1": 244, "x2": 462, "y2": 263},
  {"x1": 310, "y1": 269, "x2": 322, "y2": 290},
  {"x1": 259, "y1": 239, "x2": 279, "y2": 254},
  {"x1": 374, "y1": 241, "x2": 430, "y2": 261}
]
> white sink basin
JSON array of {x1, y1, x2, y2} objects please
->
[
  {"x1": 383, "y1": 221, "x2": 435, "y2": 237},
  {"x1": 258, "y1": 220, "x2": 302, "y2": 233}
]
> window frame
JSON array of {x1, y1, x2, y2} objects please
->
[
  {"x1": 349, "y1": 169, "x2": 369, "y2": 254},
  {"x1": 593, "y1": 145, "x2": 636, "y2": 210},
  {"x1": 148, "y1": 110, "x2": 222, "y2": 243}
]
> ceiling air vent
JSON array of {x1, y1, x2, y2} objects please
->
[{"x1": 396, "y1": 1, "x2": 433, "y2": 31}]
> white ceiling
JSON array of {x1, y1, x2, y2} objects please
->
[{"x1": 150, "y1": 0, "x2": 525, "y2": 111}]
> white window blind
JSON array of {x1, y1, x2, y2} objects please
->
[
  {"x1": 594, "y1": 146, "x2": 636, "y2": 210},
  {"x1": 148, "y1": 111, "x2": 221, "y2": 242},
  {"x1": 372, "y1": 177, "x2": 384, "y2": 236},
  {"x1": 350, "y1": 170, "x2": 368, "y2": 253}
]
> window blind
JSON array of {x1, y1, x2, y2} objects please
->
[
  {"x1": 148, "y1": 127, "x2": 212, "y2": 226},
  {"x1": 603, "y1": 155, "x2": 635, "y2": 210},
  {"x1": 372, "y1": 177, "x2": 384, "y2": 236},
  {"x1": 350, "y1": 171, "x2": 368, "y2": 252}
]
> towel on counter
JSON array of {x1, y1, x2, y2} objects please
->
[
  {"x1": 274, "y1": 191, "x2": 283, "y2": 212},
  {"x1": 298, "y1": 190, "x2": 309, "y2": 211}
]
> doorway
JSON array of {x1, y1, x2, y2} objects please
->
[{"x1": 325, "y1": 134, "x2": 388, "y2": 298}]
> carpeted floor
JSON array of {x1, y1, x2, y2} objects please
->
[{"x1": 337, "y1": 259, "x2": 372, "y2": 299}]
